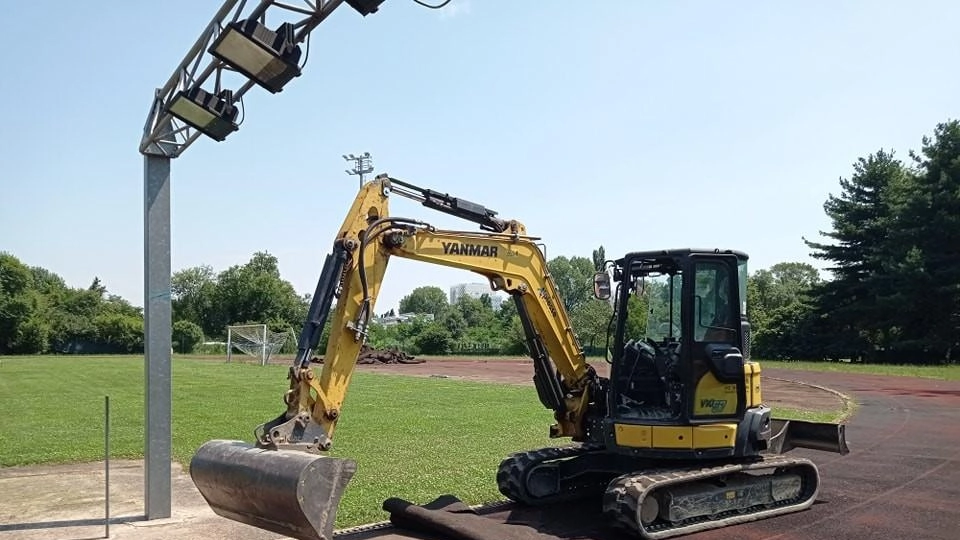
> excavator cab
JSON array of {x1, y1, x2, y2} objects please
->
[
  {"x1": 600, "y1": 250, "x2": 762, "y2": 458},
  {"x1": 585, "y1": 250, "x2": 850, "y2": 536}
]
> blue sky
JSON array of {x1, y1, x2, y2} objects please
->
[{"x1": 1, "y1": 1, "x2": 957, "y2": 315}]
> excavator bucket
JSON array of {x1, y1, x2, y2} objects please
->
[{"x1": 190, "y1": 440, "x2": 357, "y2": 540}]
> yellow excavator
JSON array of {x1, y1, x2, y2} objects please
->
[{"x1": 189, "y1": 175, "x2": 849, "y2": 540}]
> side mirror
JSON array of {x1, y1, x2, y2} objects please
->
[{"x1": 593, "y1": 272, "x2": 611, "y2": 300}]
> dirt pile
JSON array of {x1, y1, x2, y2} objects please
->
[
  {"x1": 358, "y1": 344, "x2": 424, "y2": 364},
  {"x1": 312, "y1": 345, "x2": 424, "y2": 365}
]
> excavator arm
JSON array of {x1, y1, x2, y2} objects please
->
[
  {"x1": 190, "y1": 175, "x2": 600, "y2": 540},
  {"x1": 260, "y1": 175, "x2": 596, "y2": 449},
  {"x1": 385, "y1": 226, "x2": 596, "y2": 436}
]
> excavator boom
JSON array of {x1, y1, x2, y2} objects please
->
[{"x1": 190, "y1": 175, "x2": 599, "y2": 540}]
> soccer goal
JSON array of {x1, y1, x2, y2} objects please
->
[{"x1": 226, "y1": 324, "x2": 291, "y2": 366}]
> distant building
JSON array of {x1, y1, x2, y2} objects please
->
[{"x1": 449, "y1": 282, "x2": 507, "y2": 310}]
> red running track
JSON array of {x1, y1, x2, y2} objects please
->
[{"x1": 340, "y1": 368, "x2": 960, "y2": 540}]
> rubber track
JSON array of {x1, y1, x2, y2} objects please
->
[
  {"x1": 602, "y1": 454, "x2": 820, "y2": 539},
  {"x1": 496, "y1": 444, "x2": 608, "y2": 505}
]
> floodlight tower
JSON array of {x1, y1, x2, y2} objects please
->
[
  {"x1": 343, "y1": 151, "x2": 374, "y2": 187},
  {"x1": 138, "y1": 0, "x2": 385, "y2": 520}
]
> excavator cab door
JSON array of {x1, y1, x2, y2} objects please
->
[
  {"x1": 686, "y1": 254, "x2": 748, "y2": 422},
  {"x1": 607, "y1": 254, "x2": 686, "y2": 424}
]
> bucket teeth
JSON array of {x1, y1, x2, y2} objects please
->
[{"x1": 190, "y1": 440, "x2": 357, "y2": 540}]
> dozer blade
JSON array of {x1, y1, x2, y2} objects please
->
[
  {"x1": 767, "y1": 418, "x2": 850, "y2": 456},
  {"x1": 190, "y1": 439, "x2": 356, "y2": 540}
]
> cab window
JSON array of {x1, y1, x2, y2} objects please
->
[{"x1": 694, "y1": 262, "x2": 736, "y2": 343}]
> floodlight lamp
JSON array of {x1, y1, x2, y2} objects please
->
[
  {"x1": 165, "y1": 87, "x2": 239, "y2": 142},
  {"x1": 209, "y1": 19, "x2": 302, "y2": 93},
  {"x1": 346, "y1": 0, "x2": 386, "y2": 16}
]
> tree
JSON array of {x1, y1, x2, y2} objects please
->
[
  {"x1": 439, "y1": 308, "x2": 466, "y2": 339},
  {"x1": 46, "y1": 287, "x2": 107, "y2": 352},
  {"x1": 29, "y1": 266, "x2": 66, "y2": 296},
  {"x1": 804, "y1": 149, "x2": 911, "y2": 359},
  {"x1": 413, "y1": 322, "x2": 452, "y2": 354},
  {"x1": 745, "y1": 263, "x2": 821, "y2": 360},
  {"x1": 592, "y1": 245, "x2": 606, "y2": 272},
  {"x1": 547, "y1": 255, "x2": 595, "y2": 313},
  {"x1": 93, "y1": 311, "x2": 143, "y2": 353},
  {"x1": 492, "y1": 296, "x2": 528, "y2": 355},
  {"x1": 88, "y1": 277, "x2": 107, "y2": 296},
  {"x1": 804, "y1": 119, "x2": 960, "y2": 363},
  {"x1": 211, "y1": 252, "x2": 308, "y2": 337},
  {"x1": 12, "y1": 317, "x2": 50, "y2": 354},
  {"x1": 454, "y1": 294, "x2": 494, "y2": 328},
  {"x1": 0, "y1": 252, "x2": 148, "y2": 354},
  {"x1": 752, "y1": 300, "x2": 818, "y2": 360},
  {"x1": 399, "y1": 286, "x2": 449, "y2": 317},
  {"x1": 898, "y1": 120, "x2": 960, "y2": 361},
  {"x1": 172, "y1": 320, "x2": 205, "y2": 353},
  {"x1": 623, "y1": 294, "x2": 649, "y2": 341},
  {"x1": 0, "y1": 253, "x2": 37, "y2": 353},
  {"x1": 570, "y1": 298, "x2": 613, "y2": 352},
  {"x1": 172, "y1": 265, "x2": 217, "y2": 332},
  {"x1": 763, "y1": 263, "x2": 820, "y2": 304}
]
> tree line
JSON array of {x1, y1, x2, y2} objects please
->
[
  {"x1": 0, "y1": 256, "x2": 144, "y2": 354},
  {"x1": 0, "y1": 251, "x2": 311, "y2": 355},
  {"x1": 2, "y1": 119, "x2": 957, "y2": 363},
  {"x1": 0, "y1": 247, "x2": 834, "y2": 358},
  {"x1": 168, "y1": 251, "x2": 308, "y2": 352},
  {"x1": 321, "y1": 117, "x2": 960, "y2": 366},
  {"x1": 366, "y1": 251, "x2": 614, "y2": 356},
  {"x1": 784, "y1": 120, "x2": 960, "y2": 363}
]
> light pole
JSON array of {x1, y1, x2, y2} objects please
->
[
  {"x1": 343, "y1": 152, "x2": 373, "y2": 187},
  {"x1": 138, "y1": 0, "x2": 385, "y2": 520}
]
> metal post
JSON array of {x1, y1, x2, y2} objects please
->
[
  {"x1": 144, "y1": 154, "x2": 172, "y2": 519},
  {"x1": 226, "y1": 327, "x2": 232, "y2": 363},
  {"x1": 104, "y1": 395, "x2": 110, "y2": 538},
  {"x1": 261, "y1": 324, "x2": 267, "y2": 366}
]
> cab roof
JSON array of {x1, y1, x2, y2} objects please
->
[{"x1": 617, "y1": 248, "x2": 749, "y2": 264}]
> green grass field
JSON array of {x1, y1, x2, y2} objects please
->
[
  {"x1": 0, "y1": 355, "x2": 562, "y2": 526},
  {"x1": 0, "y1": 354, "x2": 866, "y2": 527},
  {"x1": 759, "y1": 359, "x2": 960, "y2": 380}
]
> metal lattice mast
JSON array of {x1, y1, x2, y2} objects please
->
[
  {"x1": 140, "y1": 0, "x2": 355, "y2": 158},
  {"x1": 343, "y1": 152, "x2": 374, "y2": 187}
]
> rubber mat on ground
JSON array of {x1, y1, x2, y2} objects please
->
[{"x1": 383, "y1": 495, "x2": 556, "y2": 540}]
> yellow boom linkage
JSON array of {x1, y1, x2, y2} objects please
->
[{"x1": 189, "y1": 175, "x2": 598, "y2": 540}]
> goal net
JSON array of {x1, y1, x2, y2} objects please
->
[{"x1": 226, "y1": 324, "x2": 291, "y2": 365}]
